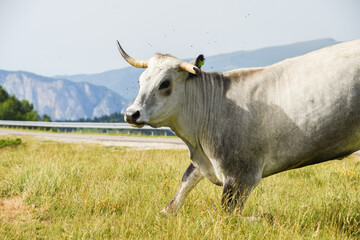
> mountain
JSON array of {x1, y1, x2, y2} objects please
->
[
  {"x1": 55, "y1": 68, "x2": 144, "y2": 101},
  {"x1": 0, "y1": 70, "x2": 129, "y2": 120},
  {"x1": 202, "y1": 38, "x2": 339, "y2": 71},
  {"x1": 58, "y1": 38, "x2": 339, "y2": 101}
]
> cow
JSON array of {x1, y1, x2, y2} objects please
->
[{"x1": 117, "y1": 39, "x2": 360, "y2": 215}]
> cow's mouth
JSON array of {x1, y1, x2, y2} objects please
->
[
  {"x1": 130, "y1": 122, "x2": 146, "y2": 128},
  {"x1": 125, "y1": 115, "x2": 146, "y2": 128}
]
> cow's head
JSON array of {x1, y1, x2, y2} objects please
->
[{"x1": 117, "y1": 41, "x2": 204, "y2": 128}]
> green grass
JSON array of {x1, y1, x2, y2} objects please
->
[
  {"x1": 0, "y1": 137, "x2": 359, "y2": 239},
  {"x1": 0, "y1": 137, "x2": 21, "y2": 148}
]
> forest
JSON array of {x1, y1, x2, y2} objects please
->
[{"x1": 0, "y1": 86, "x2": 50, "y2": 121}]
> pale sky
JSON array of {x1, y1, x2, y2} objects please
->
[{"x1": 1, "y1": 0, "x2": 359, "y2": 76}]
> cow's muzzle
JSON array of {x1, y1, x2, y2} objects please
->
[{"x1": 125, "y1": 109, "x2": 145, "y2": 128}]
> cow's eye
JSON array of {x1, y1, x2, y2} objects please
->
[{"x1": 159, "y1": 80, "x2": 171, "y2": 90}]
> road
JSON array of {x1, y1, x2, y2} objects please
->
[{"x1": 0, "y1": 129, "x2": 187, "y2": 150}]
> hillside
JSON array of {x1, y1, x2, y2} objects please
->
[{"x1": 0, "y1": 70, "x2": 129, "y2": 120}]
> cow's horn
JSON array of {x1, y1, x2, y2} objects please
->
[
  {"x1": 116, "y1": 40, "x2": 148, "y2": 68},
  {"x1": 179, "y1": 62, "x2": 200, "y2": 75}
]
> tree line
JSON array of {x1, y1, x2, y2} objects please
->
[
  {"x1": 76, "y1": 112, "x2": 125, "y2": 123},
  {"x1": 0, "y1": 86, "x2": 51, "y2": 121}
]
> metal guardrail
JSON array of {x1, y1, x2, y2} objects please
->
[{"x1": 0, "y1": 120, "x2": 172, "y2": 135}]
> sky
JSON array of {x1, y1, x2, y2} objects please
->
[{"x1": 1, "y1": 0, "x2": 360, "y2": 77}]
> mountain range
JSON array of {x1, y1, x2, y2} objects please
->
[
  {"x1": 58, "y1": 38, "x2": 339, "y2": 101},
  {"x1": 0, "y1": 38, "x2": 339, "y2": 121},
  {"x1": 0, "y1": 70, "x2": 128, "y2": 120}
]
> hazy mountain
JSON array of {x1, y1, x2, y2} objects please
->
[
  {"x1": 202, "y1": 38, "x2": 339, "y2": 71},
  {"x1": 58, "y1": 38, "x2": 339, "y2": 101},
  {"x1": 55, "y1": 68, "x2": 144, "y2": 101},
  {"x1": 0, "y1": 70, "x2": 129, "y2": 120}
]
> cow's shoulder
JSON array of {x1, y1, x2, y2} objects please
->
[{"x1": 223, "y1": 68, "x2": 265, "y2": 81}]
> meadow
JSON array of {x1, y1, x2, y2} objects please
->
[{"x1": 0, "y1": 136, "x2": 359, "y2": 239}]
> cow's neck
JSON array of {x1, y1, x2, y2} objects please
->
[{"x1": 171, "y1": 72, "x2": 229, "y2": 149}]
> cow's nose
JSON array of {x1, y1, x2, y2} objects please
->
[{"x1": 125, "y1": 110, "x2": 140, "y2": 123}]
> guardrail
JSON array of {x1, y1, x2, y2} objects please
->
[{"x1": 0, "y1": 120, "x2": 172, "y2": 136}]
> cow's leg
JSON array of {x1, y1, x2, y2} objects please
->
[
  {"x1": 160, "y1": 163, "x2": 204, "y2": 215},
  {"x1": 221, "y1": 177, "x2": 274, "y2": 223},
  {"x1": 221, "y1": 174, "x2": 261, "y2": 214}
]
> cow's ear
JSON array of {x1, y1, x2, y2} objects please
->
[
  {"x1": 187, "y1": 55, "x2": 204, "y2": 78},
  {"x1": 189, "y1": 55, "x2": 205, "y2": 69},
  {"x1": 194, "y1": 54, "x2": 205, "y2": 69}
]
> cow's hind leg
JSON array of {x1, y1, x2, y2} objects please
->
[{"x1": 160, "y1": 163, "x2": 204, "y2": 215}]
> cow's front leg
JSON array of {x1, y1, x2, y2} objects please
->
[
  {"x1": 221, "y1": 175, "x2": 274, "y2": 223},
  {"x1": 160, "y1": 163, "x2": 204, "y2": 215},
  {"x1": 221, "y1": 174, "x2": 261, "y2": 213}
]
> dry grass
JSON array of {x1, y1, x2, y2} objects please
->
[
  {"x1": 0, "y1": 196, "x2": 33, "y2": 222},
  {"x1": 0, "y1": 136, "x2": 359, "y2": 239}
]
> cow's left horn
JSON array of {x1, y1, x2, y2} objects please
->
[
  {"x1": 179, "y1": 62, "x2": 200, "y2": 75},
  {"x1": 116, "y1": 40, "x2": 148, "y2": 68}
]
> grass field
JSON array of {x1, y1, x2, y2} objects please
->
[{"x1": 0, "y1": 137, "x2": 359, "y2": 239}]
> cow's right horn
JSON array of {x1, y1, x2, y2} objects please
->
[{"x1": 116, "y1": 41, "x2": 148, "y2": 68}]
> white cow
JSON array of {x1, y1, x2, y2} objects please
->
[{"x1": 118, "y1": 40, "x2": 360, "y2": 215}]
